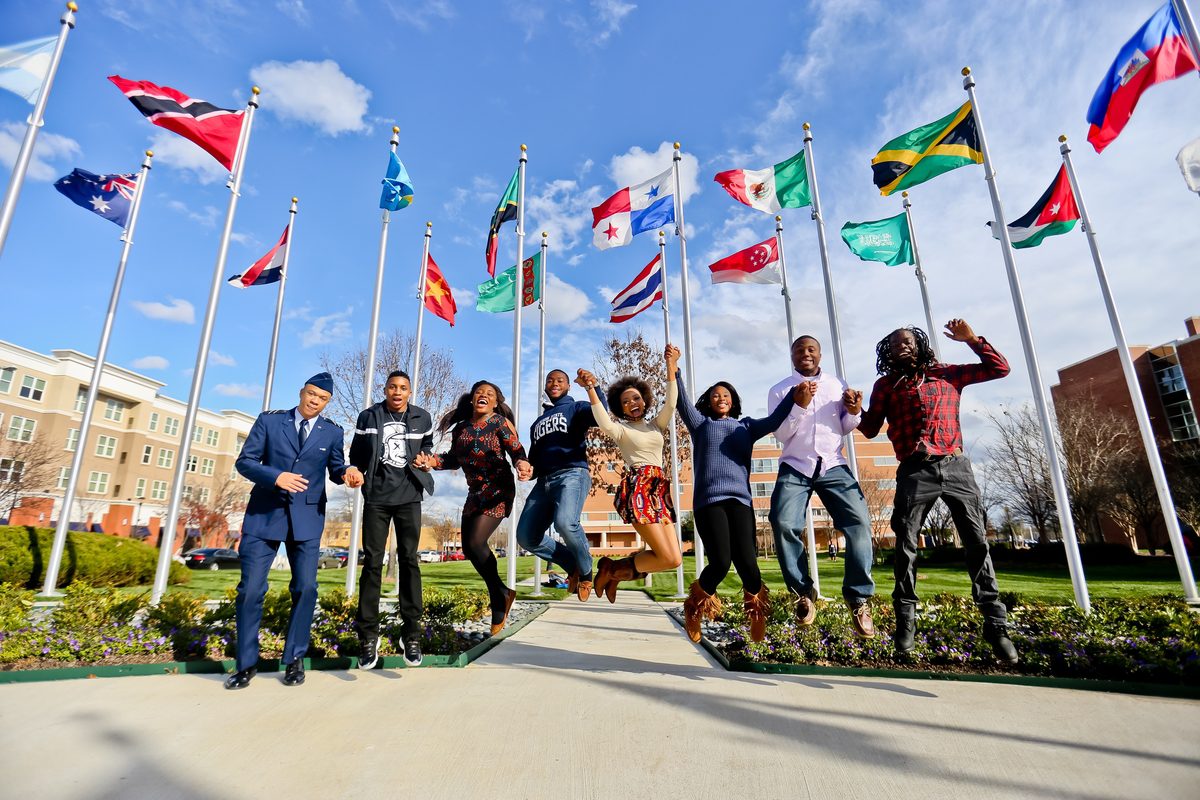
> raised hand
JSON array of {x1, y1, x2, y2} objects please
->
[
  {"x1": 665, "y1": 344, "x2": 681, "y2": 371},
  {"x1": 793, "y1": 381, "x2": 818, "y2": 409},
  {"x1": 343, "y1": 466, "x2": 365, "y2": 488},
  {"x1": 575, "y1": 369, "x2": 597, "y2": 389},
  {"x1": 275, "y1": 472, "x2": 309, "y2": 493},
  {"x1": 842, "y1": 388, "x2": 863, "y2": 415},
  {"x1": 943, "y1": 318, "x2": 978, "y2": 344}
]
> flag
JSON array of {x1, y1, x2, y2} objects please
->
[
  {"x1": 477, "y1": 251, "x2": 541, "y2": 313},
  {"x1": 610, "y1": 253, "x2": 663, "y2": 322},
  {"x1": 424, "y1": 253, "x2": 457, "y2": 326},
  {"x1": 1086, "y1": 2, "x2": 1198, "y2": 153},
  {"x1": 714, "y1": 149, "x2": 810, "y2": 213},
  {"x1": 485, "y1": 168, "x2": 519, "y2": 276},
  {"x1": 1178, "y1": 136, "x2": 1200, "y2": 193},
  {"x1": 227, "y1": 226, "x2": 288, "y2": 288},
  {"x1": 707, "y1": 237, "x2": 782, "y2": 284},
  {"x1": 991, "y1": 165, "x2": 1079, "y2": 249},
  {"x1": 108, "y1": 75, "x2": 245, "y2": 170},
  {"x1": 0, "y1": 36, "x2": 55, "y2": 104},
  {"x1": 840, "y1": 213, "x2": 914, "y2": 266},
  {"x1": 592, "y1": 168, "x2": 674, "y2": 249},
  {"x1": 871, "y1": 102, "x2": 982, "y2": 196},
  {"x1": 53, "y1": 169, "x2": 138, "y2": 228},
  {"x1": 380, "y1": 151, "x2": 414, "y2": 211}
]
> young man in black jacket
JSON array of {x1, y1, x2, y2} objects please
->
[{"x1": 349, "y1": 370, "x2": 435, "y2": 668}]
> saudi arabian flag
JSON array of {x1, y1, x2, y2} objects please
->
[
  {"x1": 840, "y1": 213, "x2": 914, "y2": 266},
  {"x1": 997, "y1": 164, "x2": 1080, "y2": 249},
  {"x1": 872, "y1": 102, "x2": 982, "y2": 196},
  {"x1": 476, "y1": 251, "x2": 542, "y2": 313},
  {"x1": 714, "y1": 149, "x2": 811, "y2": 213}
]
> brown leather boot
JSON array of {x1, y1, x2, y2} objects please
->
[
  {"x1": 604, "y1": 555, "x2": 644, "y2": 604},
  {"x1": 489, "y1": 588, "x2": 517, "y2": 636},
  {"x1": 682, "y1": 581, "x2": 710, "y2": 643},
  {"x1": 743, "y1": 585, "x2": 770, "y2": 642},
  {"x1": 593, "y1": 556, "x2": 615, "y2": 598}
]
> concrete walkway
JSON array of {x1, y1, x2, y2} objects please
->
[{"x1": 2, "y1": 591, "x2": 1198, "y2": 799}]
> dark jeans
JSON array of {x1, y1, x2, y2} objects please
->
[
  {"x1": 695, "y1": 500, "x2": 762, "y2": 595},
  {"x1": 354, "y1": 501, "x2": 423, "y2": 641},
  {"x1": 516, "y1": 467, "x2": 593, "y2": 579},
  {"x1": 891, "y1": 454, "x2": 1006, "y2": 624}
]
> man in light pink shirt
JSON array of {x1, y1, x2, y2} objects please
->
[{"x1": 767, "y1": 335, "x2": 876, "y2": 637}]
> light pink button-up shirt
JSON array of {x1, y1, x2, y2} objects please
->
[{"x1": 768, "y1": 369, "x2": 860, "y2": 478}]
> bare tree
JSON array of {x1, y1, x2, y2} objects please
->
[
  {"x1": 429, "y1": 515, "x2": 459, "y2": 551},
  {"x1": 985, "y1": 404, "x2": 1058, "y2": 543},
  {"x1": 1109, "y1": 460, "x2": 1165, "y2": 553},
  {"x1": 1056, "y1": 395, "x2": 1138, "y2": 544},
  {"x1": 922, "y1": 500, "x2": 957, "y2": 547},
  {"x1": 858, "y1": 473, "x2": 896, "y2": 551},
  {"x1": 0, "y1": 435, "x2": 63, "y2": 518},
  {"x1": 182, "y1": 473, "x2": 251, "y2": 550},
  {"x1": 1164, "y1": 440, "x2": 1200, "y2": 536}
]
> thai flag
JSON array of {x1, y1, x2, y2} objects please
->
[
  {"x1": 592, "y1": 168, "x2": 675, "y2": 250},
  {"x1": 610, "y1": 253, "x2": 663, "y2": 323},
  {"x1": 1086, "y1": 2, "x2": 1198, "y2": 153},
  {"x1": 228, "y1": 226, "x2": 288, "y2": 288}
]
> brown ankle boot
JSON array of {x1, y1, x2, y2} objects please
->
[
  {"x1": 683, "y1": 581, "x2": 710, "y2": 643},
  {"x1": 593, "y1": 556, "x2": 615, "y2": 598},
  {"x1": 743, "y1": 586, "x2": 770, "y2": 643},
  {"x1": 604, "y1": 556, "x2": 644, "y2": 604}
]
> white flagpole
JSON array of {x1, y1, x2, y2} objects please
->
[
  {"x1": 262, "y1": 197, "x2": 298, "y2": 412},
  {"x1": 1172, "y1": 0, "x2": 1200, "y2": 75},
  {"x1": 1059, "y1": 134, "x2": 1199, "y2": 604},
  {"x1": 0, "y1": 2, "x2": 77, "y2": 261},
  {"x1": 671, "y1": 142, "x2": 705, "y2": 575},
  {"x1": 41, "y1": 149, "x2": 153, "y2": 596},
  {"x1": 657, "y1": 231, "x2": 689, "y2": 599},
  {"x1": 774, "y1": 215, "x2": 797, "y2": 348},
  {"x1": 802, "y1": 123, "x2": 860, "y2": 482},
  {"x1": 962, "y1": 67, "x2": 1090, "y2": 612},
  {"x1": 508, "y1": 144, "x2": 528, "y2": 590},
  {"x1": 152, "y1": 88, "x2": 261, "y2": 604},
  {"x1": 531, "y1": 232, "x2": 549, "y2": 597},
  {"x1": 411, "y1": 221, "x2": 433, "y2": 397},
  {"x1": 901, "y1": 191, "x2": 943, "y2": 362},
  {"x1": 346, "y1": 125, "x2": 400, "y2": 596}
]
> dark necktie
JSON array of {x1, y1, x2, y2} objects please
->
[{"x1": 298, "y1": 418, "x2": 309, "y2": 450}]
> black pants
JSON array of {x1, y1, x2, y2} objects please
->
[
  {"x1": 890, "y1": 454, "x2": 1006, "y2": 624},
  {"x1": 462, "y1": 513, "x2": 511, "y2": 624},
  {"x1": 695, "y1": 500, "x2": 762, "y2": 596},
  {"x1": 354, "y1": 501, "x2": 423, "y2": 641}
]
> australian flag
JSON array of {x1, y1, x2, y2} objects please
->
[{"x1": 54, "y1": 168, "x2": 138, "y2": 228}]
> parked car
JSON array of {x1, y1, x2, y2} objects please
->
[
  {"x1": 442, "y1": 550, "x2": 465, "y2": 562},
  {"x1": 418, "y1": 550, "x2": 442, "y2": 563},
  {"x1": 317, "y1": 548, "x2": 347, "y2": 569},
  {"x1": 183, "y1": 548, "x2": 240, "y2": 571},
  {"x1": 494, "y1": 547, "x2": 507, "y2": 558}
]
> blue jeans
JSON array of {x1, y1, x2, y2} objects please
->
[
  {"x1": 516, "y1": 467, "x2": 593, "y2": 579},
  {"x1": 769, "y1": 463, "x2": 875, "y2": 603}
]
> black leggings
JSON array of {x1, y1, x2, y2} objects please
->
[
  {"x1": 695, "y1": 500, "x2": 762, "y2": 595},
  {"x1": 462, "y1": 513, "x2": 510, "y2": 622}
]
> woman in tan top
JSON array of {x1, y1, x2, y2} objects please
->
[{"x1": 576, "y1": 345, "x2": 682, "y2": 603}]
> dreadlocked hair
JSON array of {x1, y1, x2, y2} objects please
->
[{"x1": 875, "y1": 326, "x2": 939, "y2": 376}]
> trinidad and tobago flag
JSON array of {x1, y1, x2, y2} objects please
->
[{"x1": 108, "y1": 75, "x2": 245, "y2": 169}]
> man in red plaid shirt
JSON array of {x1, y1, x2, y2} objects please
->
[{"x1": 858, "y1": 318, "x2": 1018, "y2": 664}]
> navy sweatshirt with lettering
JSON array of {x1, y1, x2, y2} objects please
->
[{"x1": 527, "y1": 392, "x2": 608, "y2": 477}]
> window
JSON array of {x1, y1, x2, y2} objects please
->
[
  {"x1": 75, "y1": 388, "x2": 87, "y2": 412},
  {"x1": 18, "y1": 375, "x2": 45, "y2": 401},
  {"x1": 762, "y1": 435, "x2": 782, "y2": 449},
  {"x1": 148, "y1": 412, "x2": 159, "y2": 432},
  {"x1": 134, "y1": 478, "x2": 146, "y2": 499},
  {"x1": 57, "y1": 466, "x2": 71, "y2": 490},
  {"x1": 141, "y1": 445, "x2": 153, "y2": 464},
  {"x1": 751, "y1": 457, "x2": 779, "y2": 474},
  {"x1": 87, "y1": 471, "x2": 109, "y2": 494},
  {"x1": 873, "y1": 455, "x2": 899, "y2": 467},
  {"x1": 1156, "y1": 363, "x2": 1187, "y2": 395},
  {"x1": 65, "y1": 428, "x2": 79, "y2": 451},
  {"x1": 876, "y1": 478, "x2": 897, "y2": 489},
  {"x1": 164, "y1": 417, "x2": 179, "y2": 436},
  {"x1": 236, "y1": 435, "x2": 246, "y2": 451},
  {"x1": 0, "y1": 458, "x2": 24, "y2": 482},
  {"x1": 607, "y1": 512, "x2": 621, "y2": 522},
  {"x1": 182, "y1": 485, "x2": 194, "y2": 501},
  {"x1": 1165, "y1": 400, "x2": 1199, "y2": 442},
  {"x1": 157, "y1": 448, "x2": 174, "y2": 469},
  {"x1": 103, "y1": 398, "x2": 125, "y2": 422},
  {"x1": 0, "y1": 367, "x2": 13, "y2": 393},
  {"x1": 6, "y1": 416, "x2": 35, "y2": 442},
  {"x1": 150, "y1": 480, "x2": 168, "y2": 500},
  {"x1": 198, "y1": 487, "x2": 210, "y2": 504},
  {"x1": 751, "y1": 481, "x2": 774, "y2": 498},
  {"x1": 186, "y1": 455, "x2": 198, "y2": 473},
  {"x1": 205, "y1": 429, "x2": 219, "y2": 447},
  {"x1": 95, "y1": 435, "x2": 117, "y2": 458},
  {"x1": 192, "y1": 426, "x2": 204, "y2": 443},
  {"x1": 201, "y1": 458, "x2": 215, "y2": 477}
]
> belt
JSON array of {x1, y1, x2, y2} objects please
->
[{"x1": 901, "y1": 447, "x2": 962, "y2": 468}]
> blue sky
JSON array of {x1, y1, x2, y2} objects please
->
[{"x1": 3, "y1": 0, "x2": 1198, "y2": 516}]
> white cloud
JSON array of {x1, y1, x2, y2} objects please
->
[
  {"x1": 166, "y1": 199, "x2": 220, "y2": 227},
  {"x1": 130, "y1": 355, "x2": 169, "y2": 370},
  {"x1": 284, "y1": 303, "x2": 314, "y2": 321},
  {"x1": 214, "y1": 383, "x2": 262, "y2": 398},
  {"x1": 276, "y1": 0, "x2": 310, "y2": 24},
  {"x1": 132, "y1": 298, "x2": 195, "y2": 324},
  {"x1": 150, "y1": 132, "x2": 228, "y2": 184},
  {"x1": 250, "y1": 59, "x2": 371, "y2": 136},
  {"x1": 385, "y1": 0, "x2": 455, "y2": 30},
  {"x1": 0, "y1": 122, "x2": 80, "y2": 181},
  {"x1": 610, "y1": 141, "x2": 700, "y2": 203},
  {"x1": 301, "y1": 306, "x2": 353, "y2": 347},
  {"x1": 524, "y1": 177, "x2": 605, "y2": 253},
  {"x1": 565, "y1": 0, "x2": 636, "y2": 46},
  {"x1": 229, "y1": 231, "x2": 261, "y2": 249},
  {"x1": 209, "y1": 350, "x2": 237, "y2": 367},
  {"x1": 544, "y1": 274, "x2": 593, "y2": 326}
]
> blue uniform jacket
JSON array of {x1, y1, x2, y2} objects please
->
[{"x1": 236, "y1": 408, "x2": 349, "y2": 541}]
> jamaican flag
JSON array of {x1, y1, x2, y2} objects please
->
[
  {"x1": 871, "y1": 102, "x2": 982, "y2": 196},
  {"x1": 485, "y1": 168, "x2": 520, "y2": 276}
]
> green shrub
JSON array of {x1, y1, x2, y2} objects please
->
[
  {"x1": 0, "y1": 526, "x2": 189, "y2": 589},
  {"x1": 0, "y1": 582, "x2": 33, "y2": 631}
]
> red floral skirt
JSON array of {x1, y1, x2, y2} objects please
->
[{"x1": 614, "y1": 465, "x2": 676, "y2": 525}]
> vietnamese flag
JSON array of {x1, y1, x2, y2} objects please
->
[{"x1": 424, "y1": 253, "x2": 457, "y2": 326}]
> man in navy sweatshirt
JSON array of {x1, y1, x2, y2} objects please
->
[{"x1": 516, "y1": 369, "x2": 607, "y2": 600}]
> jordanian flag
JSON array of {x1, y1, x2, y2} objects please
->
[
  {"x1": 872, "y1": 102, "x2": 982, "y2": 196},
  {"x1": 714, "y1": 149, "x2": 810, "y2": 213},
  {"x1": 485, "y1": 168, "x2": 519, "y2": 276},
  {"x1": 997, "y1": 165, "x2": 1079, "y2": 249}
]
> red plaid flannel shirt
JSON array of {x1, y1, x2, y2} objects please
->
[{"x1": 858, "y1": 338, "x2": 1009, "y2": 461}]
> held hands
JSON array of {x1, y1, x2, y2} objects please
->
[
  {"x1": 515, "y1": 459, "x2": 533, "y2": 481},
  {"x1": 665, "y1": 344, "x2": 681, "y2": 372},
  {"x1": 575, "y1": 368, "x2": 598, "y2": 390},
  {"x1": 944, "y1": 318, "x2": 978, "y2": 344},
  {"x1": 275, "y1": 472, "x2": 309, "y2": 493},
  {"x1": 343, "y1": 467, "x2": 364, "y2": 489},
  {"x1": 412, "y1": 452, "x2": 436, "y2": 471},
  {"x1": 842, "y1": 388, "x2": 863, "y2": 415},
  {"x1": 793, "y1": 381, "x2": 818, "y2": 408}
]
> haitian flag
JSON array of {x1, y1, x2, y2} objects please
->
[
  {"x1": 424, "y1": 253, "x2": 457, "y2": 326},
  {"x1": 592, "y1": 168, "x2": 674, "y2": 249},
  {"x1": 227, "y1": 226, "x2": 288, "y2": 288},
  {"x1": 1086, "y1": 2, "x2": 1198, "y2": 153},
  {"x1": 53, "y1": 169, "x2": 138, "y2": 228},
  {"x1": 108, "y1": 75, "x2": 245, "y2": 170}
]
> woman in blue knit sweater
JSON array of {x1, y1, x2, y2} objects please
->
[{"x1": 676, "y1": 374, "x2": 797, "y2": 643}]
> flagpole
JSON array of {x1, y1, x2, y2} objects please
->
[
  {"x1": 962, "y1": 68, "x2": 1090, "y2": 613},
  {"x1": 41, "y1": 149, "x2": 153, "y2": 596},
  {"x1": 346, "y1": 125, "x2": 400, "y2": 597},
  {"x1": 411, "y1": 221, "x2": 433, "y2": 397},
  {"x1": 1172, "y1": 0, "x2": 1200, "y2": 75},
  {"x1": 671, "y1": 142, "x2": 705, "y2": 575},
  {"x1": 802, "y1": 123, "x2": 859, "y2": 481},
  {"x1": 530, "y1": 232, "x2": 550, "y2": 597},
  {"x1": 774, "y1": 216, "x2": 797, "y2": 348},
  {"x1": 152, "y1": 88, "x2": 261, "y2": 604},
  {"x1": 901, "y1": 191, "x2": 942, "y2": 362},
  {"x1": 262, "y1": 197, "x2": 298, "y2": 412},
  {"x1": 508, "y1": 143, "x2": 528, "y2": 591},
  {"x1": 1060, "y1": 134, "x2": 1199, "y2": 604},
  {"x1": 0, "y1": 2, "x2": 77, "y2": 261},
  {"x1": 657, "y1": 231, "x2": 689, "y2": 599}
]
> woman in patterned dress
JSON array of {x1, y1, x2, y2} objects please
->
[{"x1": 414, "y1": 380, "x2": 532, "y2": 634}]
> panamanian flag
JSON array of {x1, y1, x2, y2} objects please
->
[
  {"x1": 228, "y1": 226, "x2": 288, "y2": 288},
  {"x1": 610, "y1": 252, "x2": 663, "y2": 323},
  {"x1": 592, "y1": 167, "x2": 674, "y2": 250},
  {"x1": 53, "y1": 169, "x2": 138, "y2": 228}
]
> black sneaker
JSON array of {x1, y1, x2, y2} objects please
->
[
  {"x1": 403, "y1": 638, "x2": 423, "y2": 667},
  {"x1": 358, "y1": 637, "x2": 379, "y2": 670}
]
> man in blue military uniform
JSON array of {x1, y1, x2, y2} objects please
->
[{"x1": 225, "y1": 372, "x2": 363, "y2": 690}]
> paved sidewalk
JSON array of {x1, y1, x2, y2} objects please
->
[{"x1": 2, "y1": 591, "x2": 1198, "y2": 799}]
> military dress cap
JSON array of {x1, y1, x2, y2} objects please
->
[{"x1": 305, "y1": 372, "x2": 335, "y2": 394}]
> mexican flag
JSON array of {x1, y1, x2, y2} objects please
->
[
  {"x1": 1001, "y1": 165, "x2": 1079, "y2": 249},
  {"x1": 714, "y1": 149, "x2": 810, "y2": 213},
  {"x1": 707, "y1": 236, "x2": 782, "y2": 284}
]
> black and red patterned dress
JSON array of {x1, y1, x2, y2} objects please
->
[{"x1": 431, "y1": 413, "x2": 528, "y2": 518}]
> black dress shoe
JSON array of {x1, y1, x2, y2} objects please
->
[
  {"x1": 224, "y1": 667, "x2": 256, "y2": 690},
  {"x1": 282, "y1": 660, "x2": 306, "y2": 686}
]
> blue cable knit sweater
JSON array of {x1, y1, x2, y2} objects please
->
[{"x1": 676, "y1": 373, "x2": 795, "y2": 509}]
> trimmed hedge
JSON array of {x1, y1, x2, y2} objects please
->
[
  {"x1": 0, "y1": 526, "x2": 189, "y2": 589},
  {"x1": 876, "y1": 541, "x2": 1152, "y2": 567}
]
